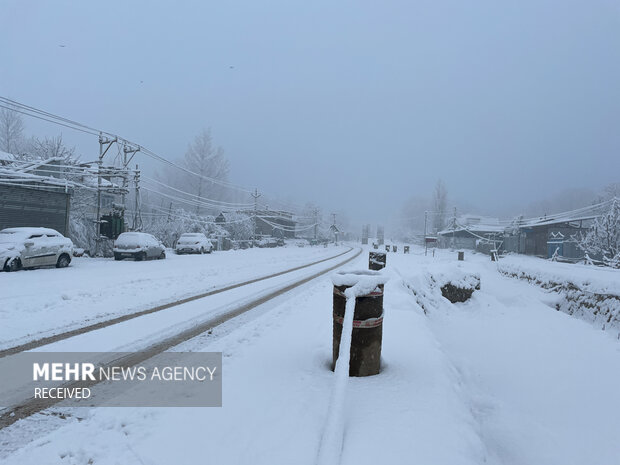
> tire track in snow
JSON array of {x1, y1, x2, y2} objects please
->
[
  {"x1": 0, "y1": 247, "x2": 362, "y2": 430},
  {"x1": 0, "y1": 248, "x2": 354, "y2": 359}
]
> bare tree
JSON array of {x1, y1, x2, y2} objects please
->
[
  {"x1": 26, "y1": 134, "x2": 76, "y2": 161},
  {"x1": 603, "y1": 182, "x2": 620, "y2": 200},
  {"x1": 433, "y1": 179, "x2": 447, "y2": 232},
  {"x1": 163, "y1": 129, "x2": 230, "y2": 215},
  {"x1": 0, "y1": 106, "x2": 25, "y2": 154}
]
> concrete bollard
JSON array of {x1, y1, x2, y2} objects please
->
[
  {"x1": 368, "y1": 251, "x2": 386, "y2": 270},
  {"x1": 332, "y1": 271, "x2": 387, "y2": 377},
  {"x1": 385, "y1": 245, "x2": 390, "y2": 252},
  {"x1": 404, "y1": 245, "x2": 410, "y2": 254},
  {"x1": 458, "y1": 251, "x2": 464, "y2": 261},
  {"x1": 392, "y1": 245, "x2": 397, "y2": 253}
]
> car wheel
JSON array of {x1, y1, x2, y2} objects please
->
[
  {"x1": 200, "y1": 247, "x2": 205, "y2": 254},
  {"x1": 4, "y1": 257, "x2": 21, "y2": 272},
  {"x1": 114, "y1": 253, "x2": 123, "y2": 261},
  {"x1": 159, "y1": 251, "x2": 166, "y2": 260},
  {"x1": 135, "y1": 252, "x2": 146, "y2": 261},
  {"x1": 56, "y1": 254, "x2": 71, "y2": 268}
]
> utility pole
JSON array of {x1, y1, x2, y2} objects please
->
[
  {"x1": 95, "y1": 133, "x2": 117, "y2": 256},
  {"x1": 133, "y1": 164, "x2": 142, "y2": 231},
  {"x1": 331, "y1": 213, "x2": 338, "y2": 244},
  {"x1": 452, "y1": 206, "x2": 457, "y2": 249},
  {"x1": 424, "y1": 210, "x2": 428, "y2": 256},
  {"x1": 251, "y1": 188, "x2": 261, "y2": 242},
  {"x1": 121, "y1": 143, "x2": 140, "y2": 213},
  {"x1": 313, "y1": 208, "x2": 319, "y2": 242}
]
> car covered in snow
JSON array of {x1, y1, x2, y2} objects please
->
[
  {"x1": 113, "y1": 232, "x2": 166, "y2": 261},
  {"x1": 0, "y1": 227, "x2": 74, "y2": 272},
  {"x1": 175, "y1": 233, "x2": 214, "y2": 254}
]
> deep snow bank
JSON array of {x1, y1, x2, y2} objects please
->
[{"x1": 498, "y1": 257, "x2": 620, "y2": 335}]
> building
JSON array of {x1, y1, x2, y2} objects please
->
[
  {"x1": 0, "y1": 159, "x2": 73, "y2": 235},
  {"x1": 0, "y1": 156, "x2": 129, "y2": 241},
  {"x1": 504, "y1": 216, "x2": 591, "y2": 259},
  {"x1": 438, "y1": 215, "x2": 504, "y2": 252}
]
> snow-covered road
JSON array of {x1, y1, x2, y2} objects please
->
[
  {"x1": 1, "y1": 245, "x2": 619, "y2": 464},
  {"x1": 0, "y1": 245, "x2": 350, "y2": 350}
]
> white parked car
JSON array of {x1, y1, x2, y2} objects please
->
[
  {"x1": 175, "y1": 233, "x2": 214, "y2": 254},
  {"x1": 113, "y1": 232, "x2": 166, "y2": 261},
  {"x1": 0, "y1": 227, "x2": 74, "y2": 272}
]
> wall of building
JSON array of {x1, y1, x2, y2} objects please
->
[{"x1": 0, "y1": 184, "x2": 71, "y2": 235}]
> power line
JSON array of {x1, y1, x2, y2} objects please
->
[
  {"x1": 142, "y1": 176, "x2": 254, "y2": 208},
  {"x1": 0, "y1": 96, "x2": 255, "y2": 195}
]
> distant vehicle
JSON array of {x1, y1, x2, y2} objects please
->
[
  {"x1": 113, "y1": 232, "x2": 166, "y2": 261},
  {"x1": 255, "y1": 238, "x2": 278, "y2": 248},
  {"x1": 0, "y1": 227, "x2": 74, "y2": 272},
  {"x1": 175, "y1": 233, "x2": 213, "y2": 254}
]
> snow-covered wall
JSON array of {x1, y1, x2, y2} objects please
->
[{"x1": 498, "y1": 258, "x2": 620, "y2": 335}]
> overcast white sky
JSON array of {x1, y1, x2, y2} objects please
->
[{"x1": 1, "y1": 0, "x2": 619, "y2": 226}]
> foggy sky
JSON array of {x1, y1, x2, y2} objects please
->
[{"x1": 1, "y1": 0, "x2": 619, "y2": 228}]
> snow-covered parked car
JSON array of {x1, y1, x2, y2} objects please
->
[
  {"x1": 175, "y1": 233, "x2": 214, "y2": 254},
  {"x1": 0, "y1": 227, "x2": 74, "y2": 272},
  {"x1": 113, "y1": 232, "x2": 166, "y2": 261}
]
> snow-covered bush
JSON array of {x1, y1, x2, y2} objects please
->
[
  {"x1": 142, "y1": 209, "x2": 227, "y2": 247},
  {"x1": 402, "y1": 265, "x2": 480, "y2": 311},
  {"x1": 219, "y1": 212, "x2": 253, "y2": 240},
  {"x1": 578, "y1": 198, "x2": 620, "y2": 268}
]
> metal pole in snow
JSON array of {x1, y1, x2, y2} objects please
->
[
  {"x1": 95, "y1": 134, "x2": 104, "y2": 256},
  {"x1": 424, "y1": 210, "x2": 428, "y2": 256}
]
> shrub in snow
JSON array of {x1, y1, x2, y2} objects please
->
[
  {"x1": 402, "y1": 267, "x2": 480, "y2": 310},
  {"x1": 578, "y1": 198, "x2": 620, "y2": 268},
  {"x1": 141, "y1": 209, "x2": 228, "y2": 247},
  {"x1": 432, "y1": 271, "x2": 481, "y2": 303}
]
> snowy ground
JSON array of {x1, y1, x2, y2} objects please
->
[
  {"x1": 1, "y1": 245, "x2": 619, "y2": 464},
  {"x1": 0, "y1": 245, "x2": 349, "y2": 350}
]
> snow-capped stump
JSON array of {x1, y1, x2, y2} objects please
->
[
  {"x1": 332, "y1": 270, "x2": 388, "y2": 377},
  {"x1": 432, "y1": 270, "x2": 481, "y2": 303},
  {"x1": 368, "y1": 251, "x2": 386, "y2": 270}
]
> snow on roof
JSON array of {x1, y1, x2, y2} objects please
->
[
  {"x1": 0, "y1": 227, "x2": 61, "y2": 235},
  {"x1": 15, "y1": 157, "x2": 66, "y2": 173},
  {"x1": 0, "y1": 150, "x2": 15, "y2": 162},
  {"x1": 520, "y1": 215, "x2": 596, "y2": 228},
  {"x1": 438, "y1": 214, "x2": 505, "y2": 236},
  {"x1": 0, "y1": 166, "x2": 72, "y2": 189}
]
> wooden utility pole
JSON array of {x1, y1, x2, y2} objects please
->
[
  {"x1": 133, "y1": 164, "x2": 142, "y2": 231},
  {"x1": 251, "y1": 188, "x2": 261, "y2": 241}
]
